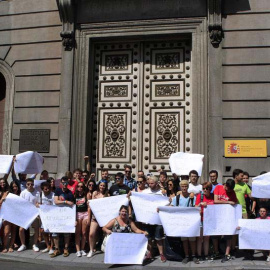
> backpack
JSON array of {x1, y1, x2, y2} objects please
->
[{"x1": 176, "y1": 192, "x2": 194, "y2": 207}]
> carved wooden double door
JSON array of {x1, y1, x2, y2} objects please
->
[{"x1": 91, "y1": 40, "x2": 192, "y2": 178}]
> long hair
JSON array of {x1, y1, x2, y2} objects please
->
[
  {"x1": 9, "y1": 180, "x2": 21, "y2": 195},
  {"x1": 74, "y1": 182, "x2": 87, "y2": 199},
  {"x1": 86, "y1": 179, "x2": 97, "y2": 193},
  {"x1": 166, "y1": 180, "x2": 178, "y2": 196},
  {"x1": 98, "y1": 181, "x2": 109, "y2": 197},
  {"x1": 0, "y1": 178, "x2": 9, "y2": 192}
]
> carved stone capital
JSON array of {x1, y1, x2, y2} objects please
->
[
  {"x1": 208, "y1": 0, "x2": 223, "y2": 47},
  {"x1": 56, "y1": 0, "x2": 75, "y2": 51}
]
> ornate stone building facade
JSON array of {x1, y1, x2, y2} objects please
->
[{"x1": 0, "y1": 0, "x2": 269, "y2": 181}]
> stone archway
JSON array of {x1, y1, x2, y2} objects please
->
[{"x1": 0, "y1": 60, "x2": 15, "y2": 154}]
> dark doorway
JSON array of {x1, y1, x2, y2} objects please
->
[{"x1": 0, "y1": 72, "x2": 6, "y2": 153}]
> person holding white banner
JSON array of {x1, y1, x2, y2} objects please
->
[
  {"x1": 50, "y1": 176, "x2": 74, "y2": 258},
  {"x1": 195, "y1": 182, "x2": 214, "y2": 262},
  {"x1": 171, "y1": 180, "x2": 198, "y2": 264},
  {"x1": 88, "y1": 181, "x2": 109, "y2": 258},
  {"x1": 141, "y1": 176, "x2": 167, "y2": 263},
  {"x1": 18, "y1": 178, "x2": 40, "y2": 252},
  {"x1": 214, "y1": 179, "x2": 238, "y2": 263}
]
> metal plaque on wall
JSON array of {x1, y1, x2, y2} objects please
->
[{"x1": 19, "y1": 129, "x2": 50, "y2": 153}]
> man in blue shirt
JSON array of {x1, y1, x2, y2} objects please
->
[
  {"x1": 123, "y1": 165, "x2": 137, "y2": 190},
  {"x1": 209, "y1": 170, "x2": 222, "y2": 193}
]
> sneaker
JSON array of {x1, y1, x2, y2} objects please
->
[
  {"x1": 50, "y1": 249, "x2": 61, "y2": 258},
  {"x1": 32, "y1": 244, "x2": 39, "y2": 252},
  {"x1": 17, "y1": 245, "x2": 26, "y2": 252},
  {"x1": 63, "y1": 248, "x2": 69, "y2": 257},
  {"x1": 48, "y1": 249, "x2": 54, "y2": 255},
  {"x1": 76, "y1": 251, "x2": 82, "y2": 257},
  {"x1": 192, "y1": 256, "x2": 200, "y2": 264},
  {"x1": 87, "y1": 250, "x2": 95, "y2": 258},
  {"x1": 81, "y1": 250, "x2": 87, "y2": 256},
  {"x1": 182, "y1": 257, "x2": 190, "y2": 264},
  {"x1": 160, "y1": 254, "x2": 166, "y2": 263},
  {"x1": 41, "y1": 247, "x2": 50, "y2": 253},
  {"x1": 267, "y1": 256, "x2": 270, "y2": 262},
  {"x1": 221, "y1": 255, "x2": 231, "y2": 263}
]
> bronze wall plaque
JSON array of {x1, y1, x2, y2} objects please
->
[{"x1": 19, "y1": 129, "x2": 50, "y2": 153}]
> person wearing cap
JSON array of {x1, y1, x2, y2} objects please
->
[{"x1": 50, "y1": 176, "x2": 74, "y2": 258}]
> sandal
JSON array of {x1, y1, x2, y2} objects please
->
[
  {"x1": 2, "y1": 248, "x2": 8, "y2": 253},
  {"x1": 8, "y1": 247, "x2": 14, "y2": 253}
]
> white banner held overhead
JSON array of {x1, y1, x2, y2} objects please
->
[
  {"x1": 104, "y1": 233, "x2": 148, "y2": 264},
  {"x1": 203, "y1": 204, "x2": 242, "y2": 236},
  {"x1": 130, "y1": 192, "x2": 169, "y2": 225},
  {"x1": 158, "y1": 206, "x2": 201, "y2": 237},
  {"x1": 0, "y1": 155, "x2": 14, "y2": 174},
  {"x1": 14, "y1": 151, "x2": 44, "y2": 174},
  {"x1": 239, "y1": 219, "x2": 270, "y2": 250},
  {"x1": 1, "y1": 193, "x2": 39, "y2": 229},
  {"x1": 39, "y1": 205, "x2": 76, "y2": 233},
  {"x1": 252, "y1": 173, "x2": 270, "y2": 199},
  {"x1": 169, "y1": 152, "x2": 204, "y2": 176},
  {"x1": 89, "y1": 194, "x2": 129, "y2": 227}
]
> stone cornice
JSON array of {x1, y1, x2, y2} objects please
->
[
  {"x1": 56, "y1": 0, "x2": 75, "y2": 51},
  {"x1": 208, "y1": 0, "x2": 223, "y2": 47}
]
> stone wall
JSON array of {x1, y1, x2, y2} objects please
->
[
  {"x1": 222, "y1": 0, "x2": 270, "y2": 177},
  {"x1": 0, "y1": 0, "x2": 62, "y2": 176}
]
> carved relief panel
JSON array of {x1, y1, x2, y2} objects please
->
[{"x1": 91, "y1": 40, "x2": 192, "y2": 177}]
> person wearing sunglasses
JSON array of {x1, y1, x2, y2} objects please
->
[
  {"x1": 74, "y1": 183, "x2": 88, "y2": 257},
  {"x1": 109, "y1": 172, "x2": 130, "y2": 196},
  {"x1": 195, "y1": 182, "x2": 214, "y2": 263},
  {"x1": 50, "y1": 176, "x2": 74, "y2": 258},
  {"x1": 133, "y1": 176, "x2": 147, "y2": 192},
  {"x1": 123, "y1": 165, "x2": 137, "y2": 190},
  {"x1": 18, "y1": 178, "x2": 40, "y2": 252}
]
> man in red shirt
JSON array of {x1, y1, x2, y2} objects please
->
[{"x1": 214, "y1": 179, "x2": 238, "y2": 263}]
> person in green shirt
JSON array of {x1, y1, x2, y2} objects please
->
[{"x1": 233, "y1": 169, "x2": 252, "y2": 219}]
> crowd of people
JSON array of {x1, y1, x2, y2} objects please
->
[{"x1": 0, "y1": 157, "x2": 269, "y2": 265}]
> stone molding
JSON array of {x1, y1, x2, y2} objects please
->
[
  {"x1": 0, "y1": 60, "x2": 14, "y2": 155},
  {"x1": 72, "y1": 18, "x2": 209, "y2": 178},
  {"x1": 208, "y1": 0, "x2": 223, "y2": 48},
  {"x1": 56, "y1": 0, "x2": 75, "y2": 51}
]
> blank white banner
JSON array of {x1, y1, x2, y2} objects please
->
[
  {"x1": 131, "y1": 192, "x2": 169, "y2": 225},
  {"x1": 105, "y1": 233, "x2": 148, "y2": 264},
  {"x1": 1, "y1": 193, "x2": 39, "y2": 229},
  {"x1": 239, "y1": 219, "x2": 270, "y2": 250},
  {"x1": 0, "y1": 155, "x2": 13, "y2": 174},
  {"x1": 89, "y1": 194, "x2": 129, "y2": 227},
  {"x1": 15, "y1": 151, "x2": 43, "y2": 174},
  {"x1": 159, "y1": 206, "x2": 200, "y2": 237},
  {"x1": 203, "y1": 204, "x2": 242, "y2": 236}
]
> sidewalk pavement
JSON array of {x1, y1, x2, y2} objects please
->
[{"x1": 0, "y1": 246, "x2": 270, "y2": 270}]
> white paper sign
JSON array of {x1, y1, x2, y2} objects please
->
[
  {"x1": 253, "y1": 172, "x2": 270, "y2": 181},
  {"x1": 130, "y1": 192, "x2": 169, "y2": 225},
  {"x1": 158, "y1": 206, "x2": 200, "y2": 237},
  {"x1": 1, "y1": 193, "x2": 39, "y2": 229},
  {"x1": 34, "y1": 180, "x2": 47, "y2": 192},
  {"x1": 0, "y1": 155, "x2": 13, "y2": 174},
  {"x1": 239, "y1": 219, "x2": 270, "y2": 250},
  {"x1": 39, "y1": 205, "x2": 76, "y2": 233},
  {"x1": 105, "y1": 233, "x2": 148, "y2": 264},
  {"x1": 203, "y1": 204, "x2": 242, "y2": 236},
  {"x1": 89, "y1": 194, "x2": 129, "y2": 227},
  {"x1": 14, "y1": 151, "x2": 43, "y2": 174},
  {"x1": 169, "y1": 152, "x2": 204, "y2": 176},
  {"x1": 252, "y1": 180, "x2": 270, "y2": 199}
]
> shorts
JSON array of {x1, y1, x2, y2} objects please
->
[
  {"x1": 76, "y1": 211, "x2": 88, "y2": 220},
  {"x1": 181, "y1": 237, "x2": 196, "y2": 241},
  {"x1": 143, "y1": 224, "x2": 164, "y2": 241},
  {"x1": 52, "y1": 233, "x2": 70, "y2": 238}
]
